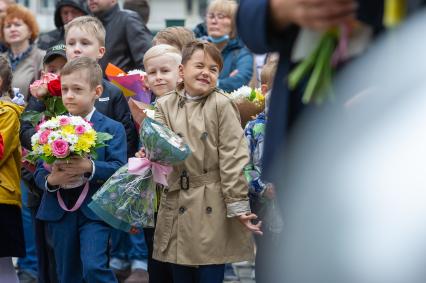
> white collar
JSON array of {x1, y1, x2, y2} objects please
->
[
  {"x1": 184, "y1": 92, "x2": 204, "y2": 101},
  {"x1": 85, "y1": 107, "x2": 96, "y2": 121}
]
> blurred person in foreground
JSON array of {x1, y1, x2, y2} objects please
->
[
  {"x1": 236, "y1": 0, "x2": 385, "y2": 281},
  {"x1": 237, "y1": 0, "x2": 385, "y2": 184}
]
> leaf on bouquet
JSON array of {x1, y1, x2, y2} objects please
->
[
  {"x1": 53, "y1": 97, "x2": 67, "y2": 115},
  {"x1": 96, "y1": 132, "x2": 113, "y2": 145},
  {"x1": 21, "y1": 111, "x2": 43, "y2": 127}
]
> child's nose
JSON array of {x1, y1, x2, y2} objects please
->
[{"x1": 73, "y1": 46, "x2": 81, "y2": 53}]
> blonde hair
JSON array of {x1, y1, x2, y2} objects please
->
[
  {"x1": 64, "y1": 16, "x2": 105, "y2": 47},
  {"x1": 260, "y1": 62, "x2": 278, "y2": 89},
  {"x1": 152, "y1": 27, "x2": 195, "y2": 51},
  {"x1": 143, "y1": 44, "x2": 182, "y2": 67},
  {"x1": 60, "y1": 57, "x2": 103, "y2": 90},
  {"x1": 207, "y1": 0, "x2": 238, "y2": 38}
]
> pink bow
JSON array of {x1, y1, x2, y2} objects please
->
[{"x1": 128, "y1": 157, "x2": 173, "y2": 186}]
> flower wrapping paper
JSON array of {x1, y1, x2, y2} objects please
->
[{"x1": 89, "y1": 117, "x2": 191, "y2": 232}]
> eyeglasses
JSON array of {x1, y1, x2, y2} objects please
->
[{"x1": 206, "y1": 13, "x2": 229, "y2": 20}]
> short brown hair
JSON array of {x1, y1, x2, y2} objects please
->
[
  {"x1": 182, "y1": 40, "x2": 223, "y2": 71},
  {"x1": 260, "y1": 62, "x2": 277, "y2": 89},
  {"x1": 0, "y1": 4, "x2": 39, "y2": 43},
  {"x1": 152, "y1": 27, "x2": 195, "y2": 51},
  {"x1": 60, "y1": 57, "x2": 103, "y2": 90},
  {"x1": 0, "y1": 55, "x2": 12, "y2": 98},
  {"x1": 64, "y1": 16, "x2": 105, "y2": 47}
]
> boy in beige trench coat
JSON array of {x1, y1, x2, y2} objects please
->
[{"x1": 152, "y1": 41, "x2": 262, "y2": 283}]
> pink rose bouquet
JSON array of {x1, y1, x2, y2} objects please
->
[{"x1": 22, "y1": 73, "x2": 67, "y2": 126}]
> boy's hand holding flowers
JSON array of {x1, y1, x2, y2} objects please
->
[
  {"x1": 55, "y1": 156, "x2": 93, "y2": 176},
  {"x1": 47, "y1": 163, "x2": 84, "y2": 188}
]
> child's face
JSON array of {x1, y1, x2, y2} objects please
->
[
  {"x1": 43, "y1": 56, "x2": 67, "y2": 75},
  {"x1": 180, "y1": 50, "x2": 219, "y2": 97},
  {"x1": 61, "y1": 69, "x2": 102, "y2": 117},
  {"x1": 65, "y1": 27, "x2": 105, "y2": 61},
  {"x1": 145, "y1": 55, "x2": 180, "y2": 97}
]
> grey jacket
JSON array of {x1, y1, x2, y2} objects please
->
[
  {"x1": 96, "y1": 4, "x2": 152, "y2": 72},
  {"x1": 3, "y1": 47, "x2": 45, "y2": 101}
]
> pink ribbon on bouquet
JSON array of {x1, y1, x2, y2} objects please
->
[
  {"x1": 128, "y1": 157, "x2": 173, "y2": 186},
  {"x1": 43, "y1": 162, "x2": 89, "y2": 212}
]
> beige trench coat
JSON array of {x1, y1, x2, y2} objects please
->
[{"x1": 152, "y1": 89, "x2": 254, "y2": 265}]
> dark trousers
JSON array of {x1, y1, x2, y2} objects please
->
[
  {"x1": 251, "y1": 199, "x2": 284, "y2": 283},
  {"x1": 143, "y1": 227, "x2": 173, "y2": 283},
  {"x1": 170, "y1": 264, "x2": 225, "y2": 283},
  {"x1": 33, "y1": 214, "x2": 58, "y2": 283},
  {"x1": 46, "y1": 210, "x2": 117, "y2": 283}
]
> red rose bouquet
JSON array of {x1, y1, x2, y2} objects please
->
[{"x1": 22, "y1": 73, "x2": 67, "y2": 126}]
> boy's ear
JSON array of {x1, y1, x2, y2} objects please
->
[
  {"x1": 178, "y1": 64, "x2": 184, "y2": 81},
  {"x1": 143, "y1": 74, "x2": 150, "y2": 89},
  {"x1": 261, "y1": 84, "x2": 268, "y2": 96},
  {"x1": 97, "y1": 46, "x2": 106, "y2": 60},
  {"x1": 94, "y1": 84, "x2": 103, "y2": 99}
]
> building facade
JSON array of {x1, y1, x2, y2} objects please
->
[{"x1": 18, "y1": 0, "x2": 207, "y2": 32}]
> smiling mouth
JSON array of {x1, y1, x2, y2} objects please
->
[{"x1": 197, "y1": 79, "x2": 210, "y2": 85}]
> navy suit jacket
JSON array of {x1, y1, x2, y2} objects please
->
[
  {"x1": 237, "y1": 0, "x2": 384, "y2": 183},
  {"x1": 34, "y1": 110, "x2": 127, "y2": 221}
]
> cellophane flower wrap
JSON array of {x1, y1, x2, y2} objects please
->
[
  {"x1": 26, "y1": 115, "x2": 112, "y2": 164},
  {"x1": 230, "y1": 86, "x2": 265, "y2": 127},
  {"x1": 89, "y1": 117, "x2": 191, "y2": 233},
  {"x1": 21, "y1": 73, "x2": 67, "y2": 126},
  {"x1": 105, "y1": 63, "x2": 152, "y2": 104}
]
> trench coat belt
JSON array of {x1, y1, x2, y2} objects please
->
[{"x1": 169, "y1": 170, "x2": 221, "y2": 191}]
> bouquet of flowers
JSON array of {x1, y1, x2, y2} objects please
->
[
  {"x1": 21, "y1": 73, "x2": 66, "y2": 126},
  {"x1": 27, "y1": 115, "x2": 112, "y2": 165},
  {"x1": 89, "y1": 117, "x2": 191, "y2": 233},
  {"x1": 288, "y1": 22, "x2": 359, "y2": 104},
  {"x1": 229, "y1": 86, "x2": 265, "y2": 127}
]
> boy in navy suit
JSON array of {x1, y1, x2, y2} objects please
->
[{"x1": 34, "y1": 57, "x2": 127, "y2": 283}]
